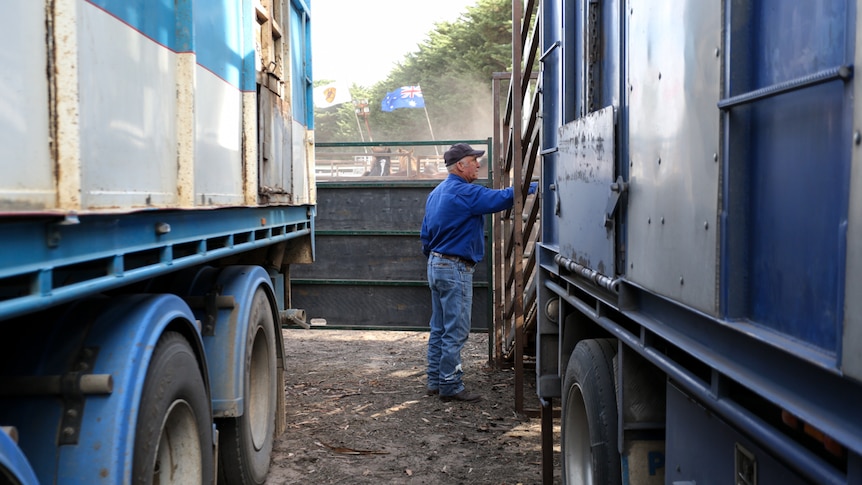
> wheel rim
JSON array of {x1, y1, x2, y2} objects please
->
[
  {"x1": 563, "y1": 383, "x2": 592, "y2": 485},
  {"x1": 154, "y1": 400, "x2": 202, "y2": 484},
  {"x1": 248, "y1": 326, "x2": 272, "y2": 451}
]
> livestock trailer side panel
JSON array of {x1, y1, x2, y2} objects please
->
[
  {"x1": 536, "y1": 0, "x2": 862, "y2": 483},
  {"x1": 0, "y1": 1, "x2": 315, "y2": 484},
  {"x1": 0, "y1": 0, "x2": 315, "y2": 212},
  {"x1": 626, "y1": 1, "x2": 721, "y2": 315}
]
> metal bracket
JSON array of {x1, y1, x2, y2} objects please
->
[
  {"x1": 59, "y1": 347, "x2": 99, "y2": 445},
  {"x1": 604, "y1": 175, "x2": 628, "y2": 228},
  {"x1": 185, "y1": 289, "x2": 236, "y2": 336},
  {"x1": 735, "y1": 443, "x2": 757, "y2": 485},
  {"x1": 549, "y1": 182, "x2": 560, "y2": 215}
]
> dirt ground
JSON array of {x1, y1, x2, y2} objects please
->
[{"x1": 265, "y1": 329, "x2": 561, "y2": 485}]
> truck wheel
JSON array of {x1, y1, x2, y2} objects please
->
[
  {"x1": 133, "y1": 331, "x2": 214, "y2": 485},
  {"x1": 561, "y1": 338, "x2": 621, "y2": 485},
  {"x1": 217, "y1": 287, "x2": 276, "y2": 485}
]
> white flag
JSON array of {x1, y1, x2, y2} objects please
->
[{"x1": 314, "y1": 82, "x2": 351, "y2": 109}]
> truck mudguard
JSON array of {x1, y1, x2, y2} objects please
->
[
  {"x1": 0, "y1": 430, "x2": 38, "y2": 485},
  {"x1": 1, "y1": 294, "x2": 202, "y2": 484},
  {"x1": 182, "y1": 265, "x2": 280, "y2": 418}
]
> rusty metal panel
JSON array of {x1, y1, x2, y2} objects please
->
[
  {"x1": 2, "y1": 1, "x2": 314, "y2": 213},
  {"x1": 257, "y1": 89, "x2": 314, "y2": 205},
  {"x1": 555, "y1": 106, "x2": 616, "y2": 276}
]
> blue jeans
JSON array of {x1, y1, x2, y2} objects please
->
[{"x1": 426, "y1": 253, "x2": 474, "y2": 396}]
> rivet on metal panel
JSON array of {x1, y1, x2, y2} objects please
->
[
  {"x1": 657, "y1": 157, "x2": 661, "y2": 165},
  {"x1": 658, "y1": 72, "x2": 662, "y2": 80},
  {"x1": 715, "y1": 47, "x2": 720, "y2": 57},
  {"x1": 704, "y1": 221, "x2": 709, "y2": 230},
  {"x1": 661, "y1": 217, "x2": 665, "y2": 224},
  {"x1": 648, "y1": 217, "x2": 651, "y2": 224},
  {"x1": 679, "y1": 277, "x2": 684, "y2": 285},
  {"x1": 261, "y1": 218, "x2": 267, "y2": 226},
  {"x1": 854, "y1": 131, "x2": 861, "y2": 145},
  {"x1": 46, "y1": 230, "x2": 61, "y2": 248},
  {"x1": 713, "y1": 153, "x2": 718, "y2": 162},
  {"x1": 155, "y1": 222, "x2": 171, "y2": 235}
]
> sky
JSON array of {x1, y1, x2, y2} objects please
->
[{"x1": 311, "y1": 0, "x2": 478, "y2": 87}]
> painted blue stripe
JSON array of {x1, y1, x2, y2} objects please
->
[
  {"x1": 193, "y1": 0, "x2": 252, "y2": 90},
  {"x1": 86, "y1": 0, "x2": 254, "y2": 91},
  {"x1": 87, "y1": 0, "x2": 180, "y2": 48},
  {"x1": 291, "y1": 0, "x2": 313, "y2": 126}
]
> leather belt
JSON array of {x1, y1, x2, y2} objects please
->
[{"x1": 431, "y1": 251, "x2": 475, "y2": 267}]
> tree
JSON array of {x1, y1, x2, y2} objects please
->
[{"x1": 314, "y1": 0, "x2": 513, "y2": 146}]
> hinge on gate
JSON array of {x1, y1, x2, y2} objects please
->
[{"x1": 604, "y1": 175, "x2": 628, "y2": 228}]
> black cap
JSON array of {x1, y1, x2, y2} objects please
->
[{"x1": 444, "y1": 143, "x2": 485, "y2": 166}]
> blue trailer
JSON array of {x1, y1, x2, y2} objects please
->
[
  {"x1": 0, "y1": 1, "x2": 314, "y2": 484},
  {"x1": 534, "y1": 0, "x2": 862, "y2": 483}
]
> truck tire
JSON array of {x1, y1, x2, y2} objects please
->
[
  {"x1": 561, "y1": 338, "x2": 621, "y2": 485},
  {"x1": 133, "y1": 331, "x2": 214, "y2": 485},
  {"x1": 217, "y1": 287, "x2": 277, "y2": 485}
]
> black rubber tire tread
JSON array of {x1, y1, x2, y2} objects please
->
[
  {"x1": 561, "y1": 338, "x2": 621, "y2": 485},
  {"x1": 133, "y1": 331, "x2": 214, "y2": 485},
  {"x1": 0, "y1": 468, "x2": 23, "y2": 485},
  {"x1": 217, "y1": 287, "x2": 277, "y2": 485}
]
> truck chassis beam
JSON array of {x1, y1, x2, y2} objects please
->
[{"x1": 0, "y1": 206, "x2": 313, "y2": 322}]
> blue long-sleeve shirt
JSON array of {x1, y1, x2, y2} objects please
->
[{"x1": 420, "y1": 174, "x2": 515, "y2": 263}]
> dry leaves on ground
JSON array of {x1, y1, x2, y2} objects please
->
[{"x1": 265, "y1": 329, "x2": 560, "y2": 484}]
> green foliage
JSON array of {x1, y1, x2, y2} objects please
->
[
  {"x1": 313, "y1": 83, "x2": 375, "y2": 146},
  {"x1": 314, "y1": 0, "x2": 513, "y2": 145}
]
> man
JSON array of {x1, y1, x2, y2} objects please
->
[{"x1": 420, "y1": 143, "x2": 537, "y2": 402}]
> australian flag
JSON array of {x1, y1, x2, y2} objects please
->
[{"x1": 381, "y1": 85, "x2": 425, "y2": 112}]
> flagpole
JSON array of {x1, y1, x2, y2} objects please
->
[
  {"x1": 417, "y1": 85, "x2": 439, "y2": 156},
  {"x1": 422, "y1": 106, "x2": 439, "y2": 156},
  {"x1": 352, "y1": 100, "x2": 369, "y2": 152}
]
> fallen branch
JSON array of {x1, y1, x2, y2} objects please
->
[{"x1": 315, "y1": 440, "x2": 390, "y2": 455}]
